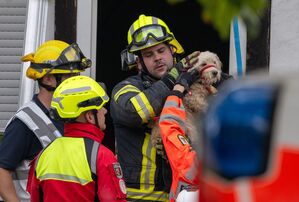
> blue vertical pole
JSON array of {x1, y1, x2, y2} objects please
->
[{"x1": 233, "y1": 17, "x2": 243, "y2": 76}]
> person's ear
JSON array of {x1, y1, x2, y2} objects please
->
[
  {"x1": 136, "y1": 57, "x2": 142, "y2": 71},
  {"x1": 84, "y1": 110, "x2": 95, "y2": 124},
  {"x1": 136, "y1": 56, "x2": 140, "y2": 63}
]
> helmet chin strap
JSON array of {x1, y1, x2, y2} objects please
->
[
  {"x1": 92, "y1": 109, "x2": 101, "y2": 129},
  {"x1": 38, "y1": 80, "x2": 56, "y2": 92},
  {"x1": 136, "y1": 52, "x2": 150, "y2": 75}
]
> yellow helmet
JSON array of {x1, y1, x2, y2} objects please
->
[
  {"x1": 127, "y1": 14, "x2": 184, "y2": 54},
  {"x1": 22, "y1": 40, "x2": 91, "y2": 80},
  {"x1": 50, "y1": 75, "x2": 109, "y2": 120}
]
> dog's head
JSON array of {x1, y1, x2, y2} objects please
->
[{"x1": 190, "y1": 51, "x2": 222, "y2": 85}]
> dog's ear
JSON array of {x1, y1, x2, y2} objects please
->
[
  {"x1": 214, "y1": 53, "x2": 222, "y2": 70},
  {"x1": 213, "y1": 72, "x2": 234, "y2": 88}
]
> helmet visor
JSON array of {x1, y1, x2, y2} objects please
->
[
  {"x1": 51, "y1": 43, "x2": 83, "y2": 66},
  {"x1": 29, "y1": 43, "x2": 91, "y2": 74},
  {"x1": 78, "y1": 97, "x2": 101, "y2": 108},
  {"x1": 131, "y1": 25, "x2": 172, "y2": 48}
]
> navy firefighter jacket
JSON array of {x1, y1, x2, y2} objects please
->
[{"x1": 110, "y1": 73, "x2": 172, "y2": 200}]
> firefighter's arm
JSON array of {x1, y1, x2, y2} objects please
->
[
  {"x1": 111, "y1": 79, "x2": 171, "y2": 126},
  {"x1": 110, "y1": 81, "x2": 144, "y2": 127},
  {"x1": 97, "y1": 146, "x2": 126, "y2": 201},
  {"x1": 0, "y1": 167, "x2": 20, "y2": 202},
  {"x1": 159, "y1": 90, "x2": 198, "y2": 180}
]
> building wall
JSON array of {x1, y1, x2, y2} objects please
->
[
  {"x1": 0, "y1": 0, "x2": 55, "y2": 132},
  {"x1": 270, "y1": 0, "x2": 299, "y2": 74}
]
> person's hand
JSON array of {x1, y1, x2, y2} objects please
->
[
  {"x1": 175, "y1": 51, "x2": 200, "y2": 72},
  {"x1": 167, "y1": 66, "x2": 180, "y2": 80},
  {"x1": 175, "y1": 69, "x2": 199, "y2": 90},
  {"x1": 165, "y1": 51, "x2": 200, "y2": 80},
  {"x1": 161, "y1": 51, "x2": 200, "y2": 89}
]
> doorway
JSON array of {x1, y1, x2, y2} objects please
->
[{"x1": 97, "y1": 0, "x2": 229, "y2": 152}]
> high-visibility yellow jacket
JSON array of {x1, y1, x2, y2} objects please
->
[{"x1": 27, "y1": 123, "x2": 127, "y2": 202}]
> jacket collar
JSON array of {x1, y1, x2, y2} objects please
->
[{"x1": 64, "y1": 122, "x2": 104, "y2": 142}]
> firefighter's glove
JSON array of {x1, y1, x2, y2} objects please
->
[
  {"x1": 176, "y1": 69, "x2": 200, "y2": 90},
  {"x1": 161, "y1": 51, "x2": 200, "y2": 90},
  {"x1": 167, "y1": 51, "x2": 200, "y2": 80},
  {"x1": 168, "y1": 67, "x2": 179, "y2": 80},
  {"x1": 175, "y1": 51, "x2": 200, "y2": 72},
  {"x1": 162, "y1": 67, "x2": 179, "y2": 89}
]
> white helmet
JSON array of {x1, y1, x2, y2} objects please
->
[{"x1": 176, "y1": 189, "x2": 199, "y2": 202}]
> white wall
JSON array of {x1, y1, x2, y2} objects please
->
[
  {"x1": 77, "y1": 0, "x2": 98, "y2": 79},
  {"x1": 270, "y1": 0, "x2": 299, "y2": 74},
  {"x1": 19, "y1": 0, "x2": 55, "y2": 106}
]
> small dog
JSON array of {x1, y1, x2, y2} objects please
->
[
  {"x1": 183, "y1": 51, "x2": 222, "y2": 113},
  {"x1": 151, "y1": 51, "x2": 223, "y2": 158}
]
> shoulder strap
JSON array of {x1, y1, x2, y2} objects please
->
[{"x1": 6, "y1": 101, "x2": 62, "y2": 148}]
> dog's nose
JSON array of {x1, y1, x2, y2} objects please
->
[{"x1": 212, "y1": 71, "x2": 218, "y2": 77}]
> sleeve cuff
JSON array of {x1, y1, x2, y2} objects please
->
[
  {"x1": 161, "y1": 74, "x2": 176, "y2": 90},
  {"x1": 170, "y1": 90, "x2": 184, "y2": 98}
]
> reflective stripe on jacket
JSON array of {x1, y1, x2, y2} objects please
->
[
  {"x1": 5, "y1": 101, "x2": 62, "y2": 201},
  {"x1": 110, "y1": 75, "x2": 172, "y2": 201},
  {"x1": 159, "y1": 95, "x2": 201, "y2": 201}
]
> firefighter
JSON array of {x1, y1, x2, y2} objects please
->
[
  {"x1": 159, "y1": 70, "x2": 201, "y2": 202},
  {"x1": 110, "y1": 14, "x2": 200, "y2": 201},
  {"x1": 0, "y1": 40, "x2": 90, "y2": 201},
  {"x1": 27, "y1": 75, "x2": 127, "y2": 201}
]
